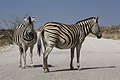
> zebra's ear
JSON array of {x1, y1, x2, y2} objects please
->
[
  {"x1": 31, "y1": 16, "x2": 35, "y2": 23},
  {"x1": 96, "y1": 16, "x2": 99, "y2": 23},
  {"x1": 24, "y1": 17, "x2": 29, "y2": 23},
  {"x1": 24, "y1": 18, "x2": 28, "y2": 22},
  {"x1": 23, "y1": 16, "x2": 35, "y2": 24}
]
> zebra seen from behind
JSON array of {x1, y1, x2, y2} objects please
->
[
  {"x1": 37, "y1": 17, "x2": 102, "y2": 73},
  {"x1": 13, "y1": 16, "x2": 37, "y2": 68}
]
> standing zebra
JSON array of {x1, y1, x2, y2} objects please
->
[
  {"x1": 37, "y1": 17, "x2": 102, "y2": 73},
  {"x1": 13, "y1": 16, "x2": 37, "y2": 68}
]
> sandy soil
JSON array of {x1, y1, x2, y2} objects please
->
[{"x1": 0, "y1": 37, "x2": 120, "y2": 80}]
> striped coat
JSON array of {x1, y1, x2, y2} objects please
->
[
  {"x1": 13, "y1": 16, "x2": 37, "y2": 68},
  {"x1": 37, "y1": 17, "x2": 102, "y2": 72}
]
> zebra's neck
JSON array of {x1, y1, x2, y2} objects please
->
[{"x1": 76, "y1": 20, "x2": 92, "y2": 37}]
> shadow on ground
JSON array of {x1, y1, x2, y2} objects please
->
[
  {"x1": 50, "y1": 66, "x2": 116, "y2": 73},
  {"x1": 32, "y1": 64, "x2": 54, "y2": 68}
]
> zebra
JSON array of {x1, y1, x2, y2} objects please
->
[
  {"x1": 13, "y1": 16, "x2": 37, "y2": 68},
  {"x1": 37, "y1": 17, "x2": 102, "y2": 73}
]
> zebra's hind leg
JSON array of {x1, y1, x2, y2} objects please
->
[
  {"x1": 70, "y1": 47, "x2": 75, "y2": 70},
  {"x1": 43, "y1": 46, "x2": 53, "y2": 73}
]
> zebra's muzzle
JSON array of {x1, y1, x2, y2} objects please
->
[{"x1": 97, "y1": 33, "x2": 102, "y2": 39}]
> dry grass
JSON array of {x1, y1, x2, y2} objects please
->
[
  {"x1": 0, "y1": 29, "x2": 14, "y2": 46},
  {"x1": 101, "y1": 25, "x2": 120, "y2": 40}
]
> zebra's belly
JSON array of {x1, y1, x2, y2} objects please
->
[
  {"x1": 55, "y1": 45, "x2": 75, "y2": 49},
  {"x1": 55, "y1": 44, "x2": 76, "y2": 49},
  {"x1": 55, "y1": 40, "x2": 77, "y2": 49}
]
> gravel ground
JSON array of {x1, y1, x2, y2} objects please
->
[{"x1": 0, "y1": 37, "x2": 120, "y2": 80}]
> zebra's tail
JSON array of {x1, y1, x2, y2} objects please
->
[{"x1": 37, "y1": 31, "x2": 44, "y2": 57}]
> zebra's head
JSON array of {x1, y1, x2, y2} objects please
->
[
  {"x1": 91, "y1": 17, "x2": 102, "y2": 39},
  {"x1": 23, "y1": 16, "x2": 35, "y2": 36},
  {"x1": 23, "y1": 16, "x2": 35, "y2": 26}
]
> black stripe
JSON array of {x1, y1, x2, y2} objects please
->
[
  {"x1": 72, "y1": 24, "x2": 79, "y2": 39},
  {"x1": 23, "y1": 36, "x2": 33, "y2": 41},
  {"x1": 46, "y1": 24, "x2": 71, "y2": 45},
  {"x1": 60, "y1": 24, "x2": 73, "y2": 46},
  {"x1": 49, "y1": 35, "x2": 59, "y2": 42},
  {"x1": 23, "y1": 27, "x2": 27, "y2": 37},
  {"x1": 22, "y1": 27, "x2": 34, "y2": 41},
  {"x1": 81, "y1": 22, "x2": 87, "y2": 36},
  {"x1": 63, "y1": 25, "x2": 75, "y2": 46},
  {"x1": 44, "y1": 30, "x2": 66, "y2": 44},
  {"x1": 57, "y1": 25, "x2": 72, "y2": 46},
  {"x1": 49, "y1": 40, "x2": 56, "y2": 43},
  {"x1": 84, "y1": 21, "x2": 89, "y2": 34},
  {"x1": 17, "y1": 35, "x2": 19, "y2": 43},
  {"x1": 86, "y1": 21, "x2": 91, "y2": 32}
]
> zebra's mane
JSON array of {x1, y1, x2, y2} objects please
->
[{"x1": 76, "y1": 17, "x2": 96, "y2": 24}]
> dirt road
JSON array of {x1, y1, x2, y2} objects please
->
[{"x1": 0, "y1": 37, "x2": 120, "y2": 80}]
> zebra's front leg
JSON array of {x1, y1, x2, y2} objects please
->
[
  {"x1": 43, "y1": 46, "x2": 53, "y2": 73},
  {"x1": 29, "y1": 46, "x2": 34, "y2": 67},
  {"x1": 22, "y1": 52, "x2": 27, "y2": 69},
  {"x1": 19, "y1": 47, "x2": 23, "y2": 67},
  {"x1": 70, "y1": 47, "x2": 75, "y2": 70},
  {"x1": 22, "y1": 46, "x2": 28, "y2": 69},
  {"x1": 76, "y1": 44, "x2": 82, "y2": 70}
]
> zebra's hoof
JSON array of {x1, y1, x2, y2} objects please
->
[
  {"x1": 22, "y1": 67, "x2": 26, "y2": 69},
  {"x1": 78, "y1": 67, "x2": 81, "y2": 71},
  {"x1": 70, "y1": 67, "x2": 74, "y2": 70},
  {"x1": 18, "y1": 65, "x2": 22, "y2": 68},
  {"x1": 27, "y1": 64, "x2": 34, "y2": 68},
  {"x1": 22, "y1": 65, "x2": 27, "y2": 69},
  {"x1": 44, "y1": 68, "x2": 50, "y2": 73}
]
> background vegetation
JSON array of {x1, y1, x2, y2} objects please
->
[
  {"x1": 0, "y1": 16, "x2": 22, "y2": 46},
  {"x1": 0, "y1": 29, "x2": 14, "y2": 46},
  {"x1": 101, "y1": 25, "x2": 120, "y2": 40}
]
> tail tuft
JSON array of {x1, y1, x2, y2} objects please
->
[
  {"x1": 37, "y1": 31, "x2": 42, "y2": 57},
  {"x1": 37, "y1": 39, "x2": 41, "y2": 56}
]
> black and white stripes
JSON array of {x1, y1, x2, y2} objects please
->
[
  {"x1": 13, "y1": 16, "x2": 37, "y2": 68},
  {"x1": 37, "y1": 17, "x2": 102, "y2": 72}
]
